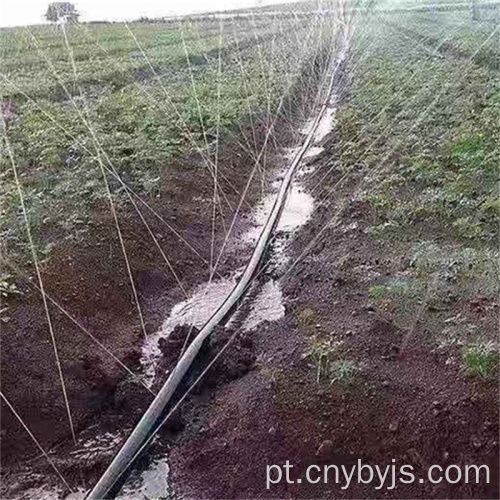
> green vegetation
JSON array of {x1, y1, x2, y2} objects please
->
[
  {"x1": 305, "y1": 335, "x2": 357, "y2": 386},
  {"x1": 330, "y1": 6, "x2": 499, "y2": 373},
  {"x1": 330, "y1": 360, "x2": 358, "y2": 385},
  {"x1": 1, "y1": 16, "x2": 329, "y2": 264},
  {"x1": 368, "y1": 285, "x2": 389, "y2": 303},
  {"x1": 340, "y1": 11, "x2": 499, "y2": 246},
  {"x1": 463, "y1": 344, "x2": 499, "y2": 380},
  {"x1": 306, "y1": 335, "x2": 334, "y2": 383},
  {"x1": 368, "y1": 278, "x2": 411, "y2": 303}
]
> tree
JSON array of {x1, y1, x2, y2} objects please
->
[{"x1": 45, "y1": 2, "x2": 80, "y2": 23}]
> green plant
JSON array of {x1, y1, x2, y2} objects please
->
[
  {"x1": 365, "y1": 192, "x2": 393, "y2": 212},
  {"x1": 410, "y1": 241, "x2": 500, "y2": 298},
  {"x1": 331, "y1": 360, "x2": 358, "y2": 385},
  {"x1": 368, "y1": 285, "x2": 389, "y2": 303},
  {"x1": 452, "y1": 217, "x2": 485, "y2": 239},
  {"x1": 1, "y1": 18, "x2": 313, "y2": 269},
  {"x1": 462, "y1": 344, "x2": 498, "y2": 380},
  {"x1": 305, "y1": 336, "x2": 333, "y2": 383},
  {"x1": 305, "y1": 336, "x2": 356, "y2": 386}
]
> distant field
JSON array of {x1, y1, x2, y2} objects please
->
[{"x1": 0, "y1": 12, "x2": 332, "y2": 265}]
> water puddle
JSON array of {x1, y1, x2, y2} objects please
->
[
  {"x1": 140, "y1": 174, "x2": 313, "y2": 384},
  {"x1": 70, "y1": 432, "x2": 122, "y2": 462},
  {"x1": 300, "y1": 101, "x2": 337, "y2": 144},
  {"x1": 141, "y1": 274, "x2": 239, "y2": 387},
  {"x1": 305, "y1": 145, "x2": 325, "y2": 158},
  {"x1": 28, "y1": 453, "x2": 171, "y2": 500},
  {"x1": 279, "y1": 187, "x2": 315, "y2": 231},
  {"x1": 10, "y1": 485, "x2": 65, "y2": 500},
  {"x1": 243, "y1": 280, "x2": 285, "y2": 331},
  {"x1": 7, "y1": 480, "x2": 87, "y2": 500},
  {"x1": 243, "y1": 184, "x2": 315, "y2": 245},
  {"x1": 116, "y1": 456, "x2": 171, "y2": 500},
  {"x1": 314, "y1": 106, "x2": 337, "y2": 143}
]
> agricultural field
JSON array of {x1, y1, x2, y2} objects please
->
[
  {"x1": 0, "y1": 13, "x2": 326, "y2": 262},
  {"x1": 0, "y1": 2, "x2": 341, "y2": 496},
  {"x1": 0, "y1": 0, "x2": 499, "y2": 499}
]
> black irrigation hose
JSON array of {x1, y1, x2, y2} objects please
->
[{"x1": 87, "y1": 29, "x2": 349, "y2": 500}]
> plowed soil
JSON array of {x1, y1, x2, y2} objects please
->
[{"x1": 168, "y1": 125, "x2": 499, "y2": 500}]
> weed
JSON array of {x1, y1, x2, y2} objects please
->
[
  {"x1": 368, "y1": 278, "x2": 411, "y2": 307},
  {"x1": 368, "y1": 285, "x2": 389, "y2": 303},
  {"x1": 462, "y1": 344, "x2": 498, "y2": 380},
  {"x1": 410, "y1": 241, "x2": 500, "y2": 298},
  {"x1": 336, "y1": 254, "x2": 356, "y2": 270},
  {"x1": 305, "y1": 336, "x2": 356, "y2": 386},
  {"x1": 305, "y1": 335, "x2": 333, "y2": 383},
  {"x1": 364, "y1": 192, "x2": 393, "y2": 213},
  {"x1": 331, "y1": 360, "x2": 358, "y2": 385},
  {"x1": 452, "y1": 217, "x2": 486, "y2": 239}
]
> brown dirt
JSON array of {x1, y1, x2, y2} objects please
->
[
  {"x1": 0, "y1": 40, "x2": 331, "y2": 496},
  {"x1": 168, "y1": 124, "x2": 499, "y2": 499},
  {"x1": 0, "y1": 115, "x2": 297, "y2": 482}
]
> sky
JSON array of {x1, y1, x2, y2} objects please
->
[{"x1": 0, "y1": 0, "x2": 298, "y2": 27}]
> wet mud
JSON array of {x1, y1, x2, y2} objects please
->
[
  {"x1": 0, "y1": 109, "x2": 300, "y2": 496},
  {"x1": 0, "y1": 53, "x2": 329, "y2": 496},
  {"x1": 167, "y1": 91, "x2": 499, "y2": 500}
]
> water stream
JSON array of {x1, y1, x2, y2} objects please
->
[{"x1": 140, "y1": 99, "x2": 338, "y2": 389}]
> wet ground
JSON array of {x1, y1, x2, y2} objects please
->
[
  {"x1": 166, "y1": 82, "x2": 499, "y2": 500},
  {"x1": 0, "y1": 110, "x2": 297, "y2": 497},
  {"x1": 108, "y1": 102, "x2": 338, "y2": 498},
  {"x1": 3, "y1": 30, "x2": 497, "y2": 498},
  {"x1": 139, "y1": 101, "x2": 337, "y2": 395},
  {"x1": 0, "y1": 82, "x2": 336, "y2": 497}
]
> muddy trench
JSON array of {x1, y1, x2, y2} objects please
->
[{"x1": 0, "y1": 41, "x2": 340, "y2": 499}]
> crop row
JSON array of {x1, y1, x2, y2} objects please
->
[{"x1": 0, "y1": 14, "x2": 333, "y2": 264}]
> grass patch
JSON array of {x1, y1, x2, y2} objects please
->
[
  {"x1": 410, "y1": 241, "x2": 500, "y2": 298},
  {"x1": 331, "y1": 360, "x2": 358, "y2": 385},
  {"x1": 369, "y1": 278, "x2": 412, "y2": 305},
  {"x1": 368, "y1": 285, "x2": 389, "y2": 303},
  {"x1": 462, "y1": 344, "x2": 499, "y2": 380},
  {"x1": 329, "y1": 8, "x2": 499, "y2": 356}
]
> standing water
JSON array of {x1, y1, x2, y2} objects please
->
[{"x1": 140, "y1": 100, "x2": 338, "y2": 386}]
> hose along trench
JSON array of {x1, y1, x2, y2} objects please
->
[{"x1": 88, "y1": 26, "x2": 349, "y2": 500}]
